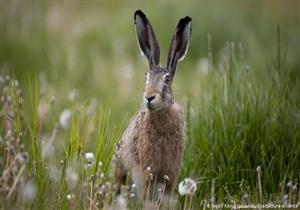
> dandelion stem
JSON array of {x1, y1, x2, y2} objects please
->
[
  {"x1": 156, "y1": 182, "x2": 167, "y2": 209},
  {"x1": 89, "y1": 180, "x2": 93, "y2": 210},
  {"x1": 183, "y1": 194, "x2": 188, "y2": 210},
  {"x1": 188, "y1": 195, "x2": 193, "y2": 210}
]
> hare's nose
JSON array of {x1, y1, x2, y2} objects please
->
[{"x1": 146, "y1": 95, "x2": 155, "y2": 102}]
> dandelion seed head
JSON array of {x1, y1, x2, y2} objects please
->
[
  {"x1": 66, "y1": 168, "x2": 78, "y2": 189},
  {"x1": 85, "y1": 152, "x2": 94, "y2": 162},
  {"x1": 147, "y1": 166, "x2": 151, "y2": 171},
  {"x1": 59, "y1": 109, "x2": 71, "y2": 128},
  {"x1": 115, "y1": 195, "x2": 128, "y2": 209},
  {"x1": 68, "y1": 89, "x2": 78, "y2": 102},
  {"x1": 287, "y1": 181, "x2": 292, "y2": 188},
  {"x1": 178, "y1": 177, "x2": 197, "y2": 196},
  {"x1": 292, "y1": 185, "x2": 298, "y2": 193},
  {"x1": 41, "y1": 141, "x2": 55, "y2": 158},
  {"x1": 22, "y1": 180, "x2": 36, "y2": 202},
  {"x1": 282, "y1": 194, "x2": 288, "y2": 201},
  {"x1": 48, "y1": 165, "x2": 59, "y2": 181},
  {"x1": 256, "y1": 166, "x2": 262, "y2": 173},
  {"x1": 197, "y1": 58, "x2": 209, "y2": 74},
  {"x1": 67, "y1": 193, "x2": 75, "y2": 200}
]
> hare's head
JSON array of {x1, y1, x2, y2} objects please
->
[{"x1": 134, "y1": 10, "x2": 192, "y2": 112}]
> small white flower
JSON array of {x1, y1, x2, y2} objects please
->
[
  {"x1": 67, "y1": 193, "x2": 75, "y2": 200},
  {"x1": 197, "y1": 58, "x2": 209, "y2": 74},
  {"x1": 256, "y1": 166, "x2": 262, "y2": 173},
  {"x1": 59, "y1": 109, "x2": 71, "y2": 128},
  {"x1": 41, "y1": 140, "x2": 55, "y2": 158},
  {"x1": 68, "y1": 89, "x2": 78, "y2": 101},
  {"x1": 66, "y1": 168, "x2": 78, "y2": 189},
  {"x1": 178, "y1": 178, "x2": 197, "y2": 195},
  {"x1": 292, "y1": 185, "x2": 297, "y2": 193},
  {"x1": 85, "y1": 152, "x2": 94, "y2": 162},
  {"x1": 115, "y1": 195, "x2": 128, "y2": 209},
  {"x1": 22, "y1": 180, "x2": 36, "y2": 201}
]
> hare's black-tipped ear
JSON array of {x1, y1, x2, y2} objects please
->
[
  {"x1": 167, "y1": 16, "x2": 192, "y2": 77},
  {"x1": 134, "y1": 10, "x2": 160, "y2": 69}
]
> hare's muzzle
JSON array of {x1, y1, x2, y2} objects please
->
[
  {"x1": 145, "y1": 95, "x2": 155, "y2": 103},
  {"x1": 144, "y1": 94, "x2": 157, "y2": 111}
]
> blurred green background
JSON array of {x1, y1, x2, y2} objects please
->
[
  {"x1": 1, "y1": 1, "x2": 299, "y2": 120},
  {"x1": 1, "y1": 1, "x2": 300, "y2": 208}
]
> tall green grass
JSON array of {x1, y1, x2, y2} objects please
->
[{"x1": 1, "y1": 1, "x2": 300, "y2": 209}]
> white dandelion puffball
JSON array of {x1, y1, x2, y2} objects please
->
[
  {"x1": 85, "y1": 152, "x2": 94, "y2": 162},
  {"x1": 59, "y1": 109, "x2": 71, "y2": 128},
  {"x1": 68, "y1": 89, "x2": 78, "y2": 102},
  {"x1": 178, "y1": 178, "x2": 197, "y2": 195}
]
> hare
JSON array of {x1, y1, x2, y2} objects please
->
[{"x1": 115, "y1": 10, "x2": 192, "y2": 200}]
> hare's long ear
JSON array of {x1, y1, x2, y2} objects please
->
[
  {"x1": 134, "y1": 10, "x2": 160, "y2": 69},
  {"x1": 167, "y1": 16, "x2": 192, "y2": 77}
]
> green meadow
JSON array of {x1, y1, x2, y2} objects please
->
[{"x1": 1, "y1": 1, "x2": 300, "y2": 209}]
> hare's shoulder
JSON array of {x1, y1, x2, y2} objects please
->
[
  {"x1": 115, "y1": 109, "x2": 145, "y2": 153},
  {"x1": 169, "y1": 102, "x2": 184, "y2": 127}
]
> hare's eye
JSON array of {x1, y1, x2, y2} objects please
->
[{"x1": 164, "y1": 74, "x2": 170, "y2": 84}]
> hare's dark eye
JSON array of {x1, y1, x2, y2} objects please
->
[{"x1": 164, "y1": 74, "x2": 170, "y2": 84}]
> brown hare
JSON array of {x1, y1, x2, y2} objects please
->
[{"x1": 115, "y1": 9, "x2": 192, "y2": 201}]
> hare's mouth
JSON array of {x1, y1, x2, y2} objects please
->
[{"x1": 146, "y1": 102, "x2": 154, "y2": 110}]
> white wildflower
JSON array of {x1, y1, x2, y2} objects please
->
[
  {"x1": 48, "y1": 165, "x2": 59, "y2": 181},
  {"x1": 85, "y1": 152, "x2": 94, "y2": 162},
  {"x1": 66, "y1": 168, "x2": 78, "y2": 189},
  {"x1": 41, "y1": 140, "x2": 55, "y2": 158},
  {"x1": 178, "y1": 178, "x2": 197, "y2": 195},
  {"x1": 22, "y1": 180, "x2": 36, "y2": 201},
  {"x1": 197, "y1": 58, "x2": 209, "y2": 74},
  {"x1": 292, "y1": 185, "x2": 297, "y2": 193},
  {"x1": 67, "y1": 193, "x2": 75, "y2": 200},
  {"x1": 68, "y1": 89, "x2": 78, "y2": 102},
  {"x1": 115, "y1": 195, "x2": 128, "y2": 210},
  {"x1": 256, "y1": 166, "x2": 262, "y2": 173},
  {"x1": 59, "y1": 109, "x2": 71, "y2": 128}
]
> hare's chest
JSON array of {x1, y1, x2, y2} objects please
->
[{"x1": 137, "y1": 116, "x2": 184, "y2": 173}]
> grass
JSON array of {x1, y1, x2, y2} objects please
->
[{"x1": 1, "y1": 1, "x2": 300, "y2": 209}]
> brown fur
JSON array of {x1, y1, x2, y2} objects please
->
[
  {"x1": 114, "y1": 10, "x2": 191, "y2": 201},
  {"x1": 115, "y1": 102, "x2": 184, "y2": 196}
]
